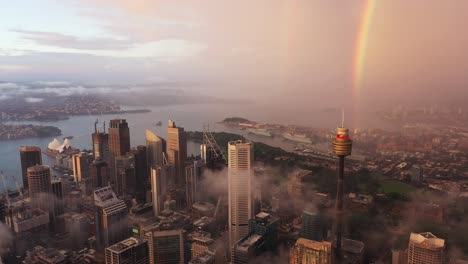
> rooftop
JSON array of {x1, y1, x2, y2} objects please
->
[
  {"x1": 236, "y1": 234, "x2": 262, "y2": 252},
  {"x1": 296, "y1": 238, "x2": 332, "y2": 250},
  {"x1": 192, "y1": 202, "x2": 215, "y2": 212},
  {"x1": 410, "y1": 232, "x2": 445, "y2": 249},
  {"x1": 106, "y1": 237, "x2": 146, "y2": 254}
]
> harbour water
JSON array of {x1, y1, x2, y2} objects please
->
[{"x1": 0, "y1": 102, "x2": 390, "y2": 191}]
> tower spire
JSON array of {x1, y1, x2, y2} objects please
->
[{"x1": 341, "y1": 109, "x2": 345, "y2": 128}]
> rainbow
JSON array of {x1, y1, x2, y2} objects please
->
[{"x1": 353, "y1": 0, "x2": 377, "y2": 99}]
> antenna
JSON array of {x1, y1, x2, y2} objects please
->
[{"x1": 341, "y1": 109, "x2": 345, "y2": 128}]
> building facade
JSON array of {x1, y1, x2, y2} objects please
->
[
  {"x1": 105, "y1": 237, "x2": 150, "y2": 264},
  {"x1": 19, "y1": 146, "x2": 42, "y2": 190},
  {"x1": 27, "y1": 165, "x2": 52, "y2": 211},
  {"x1": 290, "y1": 238, "x2": 332, "y2": 264},
  {"x1": 407, "y1": 232, "x2": 445, "y2": 264},
  {"x1": 167, "y1": 120, "x2": 187, "y2": 188},
  {"x1": 147, "y1": 229, "x2": 184, "y2": 264},
  {"x1": 94, "y1": 186, "x2": 129, "y2": 250},
  {"x1": 228, "y1": 140, "x2": 254, "y2": 254}
]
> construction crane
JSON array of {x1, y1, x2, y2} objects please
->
[
  {"x1": 10, "y1": 175, "x2": 24, "y2": 199},
  {"x1": 202, "y1": 124, "x2": 227, "y2": 164}
]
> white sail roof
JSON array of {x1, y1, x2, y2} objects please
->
[
  {"x1": 48, "y1": 138, "x2": 62, "y2": 150},
  {"x1": 57, "y1": 138, "x2": 73, "y2": 152}
]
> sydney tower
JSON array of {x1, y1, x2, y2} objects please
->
[{"x1": 332, "y1": 123, "x2": 353, "y2": 260}]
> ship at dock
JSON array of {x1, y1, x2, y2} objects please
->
[
  {"x1": 248, "y1": 127, "x2": 272, "y2": 137},
  {"x1": 282, "y1": 132, "x2": 312, "y2": 144}
]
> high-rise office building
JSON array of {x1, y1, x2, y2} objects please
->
[
  {"x1": 90, "y1": 159, "x2": 109, "y2": 191},
  {"x1": 105, "y1": 237, "x2": 150, "y2": 264},
  {"x1": 287, "y1": 169, "x2": 313, "y2": 211},
  {"x1": 302, "y1": 208, "x2": 322, "y2": 241},
  {"x1": 114, "y1": 154, "x2": 136, "y2": 196},
  {"x1": 151, "y1": 166, "x2": 168, "y2": 217},
  {"x1": 228, "y1": 140, "x2": 254, "y2": 254},
  {"x1": 27, "y1": 165, "x2": 52, "y2": 211},
  {"x1": 94, "y1": 186, "x2": 129, "y2": 249},
  {"x1": 146, "y1": 130, "x2": 166, "y2": 168},
  {"x1": 186, "y1": 158, "x2": 204, "y2": 209},
  {"x1": 167, "y1": 120, "x2": 187, "y2": 187},
  {"x1": 108, "y1": 119, "x2": 131, "y2": 186},
  {"x1": 109, "y1": 119, "x2": 131, "y2": 157},
  {"x1": 51, "y1": 178, "x2": 64, "y2": 219},
  {"x1": 407, "y1": 232, "x2": 445, "y2": 264},
  {"x1": 132, "y1": 145, "x2": 149, "y2": 203},
  {"x1": 248, "y1": 212, "x2": 278, "y2": 252},
  {"x1": 290, "y1": 238, "x2": 332, "y2": 264},
  {"x1": 6, "y1": 207, "x2": 50, "y2": 257},
  {"x1": 147, "y1": 229, "x2": 184, "y2": 264},
  {"x1": 19, "y1": 146, "x2": 42, "y2": 190},
  {"x1": 72, "y1": 152, "x2": 93, "y2": 183},
  {"x1": 92, "y1": 127, "x2": 109, "y2": 161},
  {"x1": 232, "y1": 234, "x2": 263, "y2": 264}
]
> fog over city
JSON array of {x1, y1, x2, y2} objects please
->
[{"x1": 2, "y1": 1, "x2": 468, "y2": 109}]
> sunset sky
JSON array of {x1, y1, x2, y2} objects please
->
[{"x1": 1, "y1": 0, "x2": 467, "y2": 106}]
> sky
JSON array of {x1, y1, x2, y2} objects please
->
[{"x1": 1, "y1": 0, "x2": 468, "y2": 108}]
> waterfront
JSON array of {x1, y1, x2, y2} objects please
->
[{"x1": 0, "y1": 102, "x2": 389, "y2": 191}]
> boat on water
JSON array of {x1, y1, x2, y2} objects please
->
[
  {"x1": 63, "y1": 136, "x2": 74, "y2": 140},
  {"x1": 248, "y1": 128, "x2": 272, "y2": 137},
  {"x1": 282, "y1": 132, "x2": 312, "y2": 144},
  {"x1": 156, "y1": 121, "x2": 162, "y2": 126}
]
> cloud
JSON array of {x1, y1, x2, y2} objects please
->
[
  {"x1": 0, "y1": 222, "x2": 13, "y2": 257},
  {"x1": 25, "y1": 97, "x2": 44, "y2": 103},
  {"x1": 0, "y1": 64, "x2": 27, "y2": 73},
  {"x1": 12, "y1": 29, "x2": 133, "y2": 50},
  {"x1": 0, "y1": 82, "x2": 20, "y2": 89}
]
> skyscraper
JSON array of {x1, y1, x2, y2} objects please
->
[
  {"x1": 167, "y1": 120, "x2": 187, "y2": 187},
  {"x1": 105, "y1": 237, "x2": 150, "y2": 264},
  {"x1": 228, "y1": 140, "x2": 254, "y2": 254},
  {"x1": 108, "y1": 119, "x2": 131, "y2": 157},
  {"x1": 132, "y1": 145, "x2": 149, "y2": 203},
  {"x1": 151, "y1": 166, "x2": 168, "y2": 217},
  {"x1": 72, "y1": 152, "x2": 93, "y2": 183},
  {"x1": 302, "y1": 208, "x2": 323, "y2": 241},
  {"x1": 146, "y1": 129, "x2": 166, "y2": 168},
  {"x1": 332, "y1": 124, "x2": 352, "y2": 259},
  {"x1": 51, "y1": 179, "x2": 64, "y2": 220},
  {"x1": 407, "y1": 232, "x2": 445, "y2": 264},
  {"x1": 108, "y1": 119, "x2": 131, "y2": 187},
  {"x1": 290, "y1": 238, "x2": 332, "y2": 264},
  {"x1": 92, "y1": 126, "x2": 109, "y2": 161},
  {"x1": 185, "y1": 158, "x2": 204, "y2": 209},
  {"x1": 94, "y1": 186, "x2": 129, "y2": 249},
  {"x1": 147, "y1": 229, "x2": 184, "y2": 264},
  {"x1": 248, "y1": 212, "x2": 278, "y2": 252},
  {"x1": 19, "y1": 146, "x2": 42, "y2": 190},
  {"x1": 27, "y1": 165, "x2": 52, "y2": 211},
  {"x1": 114, "y1": 154, "x2": 136, "y2": 196},
  {"x1": 90, "y1": 159, "x2": 109, "y2": 191}
]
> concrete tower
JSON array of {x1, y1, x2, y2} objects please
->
[
  {"x1": 332, "y1": 117, "x2": 353, "y2": 260},
  {"x1": 228, "y1": 140, "x2": 254, "y2": 256}
]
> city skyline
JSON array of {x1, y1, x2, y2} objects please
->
[{"x1": 1, "y1": 1, "x2": 468, "y2": 263}]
